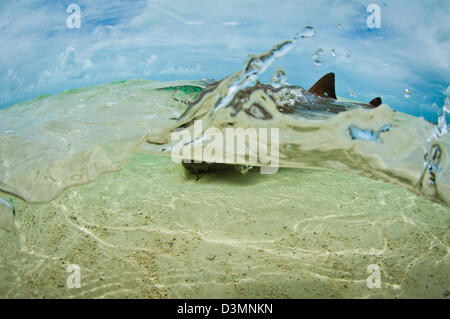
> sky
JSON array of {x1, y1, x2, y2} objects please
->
[{"x1": 0, "y1": 0, "x2": 449, "y2": 123}]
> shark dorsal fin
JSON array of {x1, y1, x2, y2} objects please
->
[
  {"x1": 369, "y1": 97, "x2": 382, "y2": 107},
  {"x1": 308, "y1": 73, "x2": 337, "y2": 99}
]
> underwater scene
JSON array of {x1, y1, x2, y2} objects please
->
[{"x1": 0, "y1": 0, "x2": 449, "y2": 299}]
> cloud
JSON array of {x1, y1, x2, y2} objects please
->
[
  {"x1": 141, "y1": 54, "x2": 159, "y2": 75},
  {"x1": 159, "y1": 63, "x2": 202, "y2": 75},
  {"x1": 37, "y1": 46, "x2": 94, "y2": 88},
  {"x1": 223, "y1": 21, "x2": 239, "y2": 26},
  {"x1": 148, "y1": 3, "x2": 204, "y2": 25},
  {"x1": 428, "y1": 102, "x2": 442, "y2": 113},
  {"x1": 145, "y1": 55, "x2": 159, "y2": 65},
  {"x1": 444, "y1": 86, "x2": 450, "y2": 96},
  {"x1": 1, "y1": 68, "x2": 26, "y2": 102}
]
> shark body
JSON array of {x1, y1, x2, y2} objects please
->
[{"x1": 181, "y1": 72, "x2": 383, "y2": 177}]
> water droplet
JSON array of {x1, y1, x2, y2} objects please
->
[
  {"x1": 404, "y1": 88, "x2": 412, "y2": 98},
  {"x1": 345, "y1": 54, "x2": 351, "y2": 61},
  {"x1": 337, "y1": 24, "x2": 342, "y2": 29},
  {"x1": 271, "y1": 68, "x2": 287, "y2": 88},
  {"x1": 330, "y1": 49, "x2": 336, "y2": 57},
  {"x1": 312, "y1": 48, "x2": 324, "y2": 66},
  {"x1": 300, "y1": 26, "x2": 315, "y2": 38},
  {"x1": 312, "y1": 48, "x2": 324, "y2": 59},
  {"x1": 350, "y1": 91, "x2": 358, "y2": 98},
  {"x1": 314, "y1": 59, "x2": 323, "y2": 66}
]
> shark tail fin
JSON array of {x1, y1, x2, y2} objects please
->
[
  {"x1": 308, "y1": 73, "x2": 337, "y2": 99},
  {"x1": 369, "y1": 97, "x2": 382, "y2": 107}
]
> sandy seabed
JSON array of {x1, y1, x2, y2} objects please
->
[{"x1": 0, "y1": 152, "x2": 448, "y2": 298}]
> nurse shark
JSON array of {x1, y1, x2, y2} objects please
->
[{"x1": 179, "y1": 72, "x2": 383, "y2": 178}]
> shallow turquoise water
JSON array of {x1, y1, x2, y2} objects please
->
[{"x1": 1, "y1": 152, "x2": 448, "y2": 298}]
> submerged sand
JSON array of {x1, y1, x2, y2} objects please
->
[{"x1": 0, "y1": 152, "x2": 448, "y2": 298}]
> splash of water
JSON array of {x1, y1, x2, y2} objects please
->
[
  {"x1": 178, "y1": 30, "x2": 315, "y2": 147},
  {"x1": 428, "y1": 97, "x2": 449, "y2": 143},
  {"x1": 215, "y1": 29, "x2": 314, "y2": 112},
  {"x1": 421, "y1": 97, "x2": 449, "y2": 187},
  {"x1": 2, "y1": 30, "x2": 449, "y2": 206}
]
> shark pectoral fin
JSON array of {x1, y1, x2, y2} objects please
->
[
  {"x1": 308, "y1": 72, "x2": 337, "y2": 99},
  {"x1": 369, "y1": 97, "x2": 382, "y2": 107}
]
